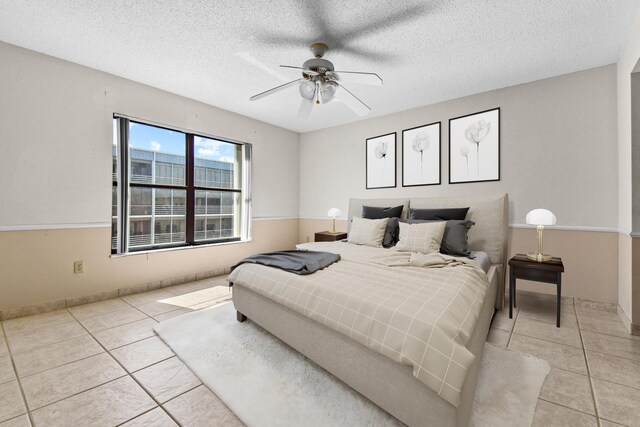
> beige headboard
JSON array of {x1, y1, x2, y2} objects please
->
[{"x1": 347, "y1": 193, "x2": 509, "y2": 309}]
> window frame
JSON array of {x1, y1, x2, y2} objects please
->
[{"x1": 112, "y1": 115, "x2": 251, "y2": 254}]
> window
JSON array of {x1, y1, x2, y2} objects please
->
[{"x1": 112, "y1": 116, "x2": 251, "y2": 254}]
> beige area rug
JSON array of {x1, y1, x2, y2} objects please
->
[{"x1": 155, "y1": 302, "x2": 549, "y2": 427}]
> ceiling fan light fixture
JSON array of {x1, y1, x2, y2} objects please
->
[
  {"x1": 299, "y1": 80, "x2": 315, "y2": 100},
  {"x1": 320, "y1": 81, "x2": 337, "y2": 103}
]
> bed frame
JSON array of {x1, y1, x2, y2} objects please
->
[{"x1": 233, "y1": 193, "x2": 509, "y2": 426}]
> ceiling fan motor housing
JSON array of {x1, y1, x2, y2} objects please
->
[{"x1": 302, "y1": 58, "x2": 334, "y2": 78}]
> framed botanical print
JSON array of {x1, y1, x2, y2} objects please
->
[
  {"x1": 449, "y1": 108, "x2": 500, "y2": 184},
  {"x1": 402, "y1": 122, "x2": 441, "y2": 187},
  {"x1": 366, "y1": 132, "x2": 396, "y2": 189}
]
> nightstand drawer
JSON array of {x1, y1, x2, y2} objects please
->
[
  {"x1": 511, "y1": 266, "x2": 559, "y2": 283},
  {"x1": 314, "y1": 232, "x2": 347, "y2": 242}
]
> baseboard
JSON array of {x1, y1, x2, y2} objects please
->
[
  {"x1": 0, "y1": 267, "x2": 231, "y2": 321},
  {"x1": 617, "y1": 305, "x2": 632, "y2": 333},
  {"x1": 631, "y1": 323, "x2": 640, "y2": 336}
]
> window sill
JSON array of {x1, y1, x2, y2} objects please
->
[{"x1": 110, "y1": 237, "x2": 252, "y2": 258}]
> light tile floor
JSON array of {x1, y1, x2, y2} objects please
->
[
  {"x1": 489, "y1": 292, "x2": 640, "y2": 427},
  {"x1": 0, "y1": 275, "x2": 241, "y2": 427},
  {"x1": 1, "y1": 278, "x2": 638, "y2": 426}
]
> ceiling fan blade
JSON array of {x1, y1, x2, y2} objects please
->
[
  {"x1": 280, "y1": 65, "x2": 319, "y2": 76},
  {"x1": 298, "y1": 99, "x2": 313, "y2": 118},
  {"x1": 336, "y1": 4, "x2": 432, "y2": 43},
  {"x1": 332, "y1": 71, "x2": 383, "y2": 86},
  {"x1": 334, "y1": 82, "x2": 371, "y2": 116},
  {"x1": 249, "y1": 78, "x2": 303, "y2": 101}
]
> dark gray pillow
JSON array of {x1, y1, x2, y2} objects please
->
[
  {"x1": 401, "y1": 219, "x2": 475, "y2": 256},
  {"x1": 409, "y1": 207, "x2": 469, "y2": 221},
  {"x1": 381, "y1": 217, "x2": 400, "y2": 248},
  {"x1": 363, "y1": 205, "x2": 403, "y2": 248},
  {"x1": 362, "y1": 205, "x2": 404, "y2": 219}
]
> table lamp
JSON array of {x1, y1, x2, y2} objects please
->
[
  {"x1": 327, "y1": 208, "x2": 342, "y2": 233},
  {"x1": 526, "y1": 208, "x2": 556, "y2": 262}
]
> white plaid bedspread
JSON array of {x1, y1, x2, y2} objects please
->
[{"x1": 228, "y1": 242, "x2": 489, "y2": 406}]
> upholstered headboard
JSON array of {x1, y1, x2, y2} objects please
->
[
  {"x1": 409, "y1": 194, "x2": 508, "y2": 265},
  {"x1": 347, "y1": 193, "x2": 509, "y2": 309}
]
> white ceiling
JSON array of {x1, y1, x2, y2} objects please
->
[{"x1": 0, "y1": 0, "x2": 638, "y2": 133}]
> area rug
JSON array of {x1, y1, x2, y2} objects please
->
[{"x1": 155, "y1": 302, "x2": 550, "y2": 427}]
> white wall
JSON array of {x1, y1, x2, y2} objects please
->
[
  {"x1": 0, "y1": 41, "x2": 299, "y2": 228},
  {"x1": 617, "y1": 12, "x2": 640, "y2": 321},
  {"x1": 300, "y1": 65, "x2": 618, "y2": 229},
  {"x1": 0, "y1": 41, "x2": 301, "y2": 312}
]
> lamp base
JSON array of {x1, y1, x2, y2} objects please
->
[{"x1": 527, "y1": 252, "x2": 553, "y2": 262}]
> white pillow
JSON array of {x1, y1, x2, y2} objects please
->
[
  {"x1": 348, "y1": 216, "x2": 389, "y2": 247},
  {"x1": 394, "y1": 221, "x2": 447, "y2": 254}
]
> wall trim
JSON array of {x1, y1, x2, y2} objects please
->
[
  {"x1": 0, "y1": 217, "x2": 298, "y2": 232},
  {"x1": 508, "y1": 224, "x2": 621, "y2": 233},
  {"x1": 301, "y1": 218, "x2": 623, "y2": 234},
  {"x1": 631, "y1": 232, "x2": 640, "y2": 238},
  {"x1": 0, "y1": 222, "x2": 111, "y2": 232},
  {"x1": 2, "y1": 218, "x2": 626, "y2": 234},
  {"x1": 252, "y1": 216, "x2": 299, "y2": 221}
]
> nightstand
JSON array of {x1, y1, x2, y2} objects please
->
[
  {"x1": 509, "y1": 254, "x2": 564, "y2": 327},
  {"x1": 314, "y1": 231, "x2": 347, "y2": 242}
]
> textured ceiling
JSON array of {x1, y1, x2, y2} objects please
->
[{"x1": 0, "y1": 0, "x2": 638, "y2": 133}]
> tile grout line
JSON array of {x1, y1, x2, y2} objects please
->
[
  {"x1": 70, "y1": 295, "x2": 227, "y2": 425},
  {"x1": 573, "y1": 301, "x2": 601, "y2": 426},
  {"x1": 66, "y1": 308, "x2": 184, "y2": 427},
  {"x1": 0, "y1": 320, "x2": 35, "y2": 426},
  {"x1": 505, "y1": 304, "x2": 520, "y2": 349},
  {"x1": 2, "y1": 281, "x2": 228, "y2": 426},
  {"x1": 537, "y1": 397, "x2": 598, "y2": 419}
]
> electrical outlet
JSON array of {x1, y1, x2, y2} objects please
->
[{"x1": 74, "y1": 260, "x2": 84, "y2": 274}]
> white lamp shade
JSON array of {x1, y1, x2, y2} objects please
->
[
  {"x1": 526, "y1": 209, "x2": 556, "y2": 226},
  {"x1": 327, "y1": 208, "x2": 342, "y2": 218}
]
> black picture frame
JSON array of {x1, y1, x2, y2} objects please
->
[
  {"x1": 402, "y1": 121, "x2": 441, "y2": 187},
  {"x1": 448, "y1": 107, "x2": 500, "y2": 184},
  {"x1": 366, "y1": 132, "x2": 397, "y2": 189}
]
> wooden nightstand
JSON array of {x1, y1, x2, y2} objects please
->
[
  {"x1": 314, "y1": 231, "x2": 347, "y2": 242},
  {"x1": 509, "y1": 254, "x2": 564, "y2": 327}
]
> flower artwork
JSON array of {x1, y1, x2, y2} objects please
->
[
  {"x1": 402, "y1": 122, "x2": 440, "y2": 187},
  {"x1": 412, "y1": 131, "x2": 430, "y2": 178},
  {"x1": 449, "y1": 108, "x2": 500, "y2": 184},
  {"x1": 464, "y1": 120, "x2": 491, "y2": 175},
  {"x1": 460, "y1": 146, "x2": 469, "y2": 176},
  {"x1": 366, "y1": 133, "x2": 396, "y2": 189}
]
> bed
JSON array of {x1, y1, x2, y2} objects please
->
[{"x1": 230, "y1": 193, "x2": 508, "y2": 427}]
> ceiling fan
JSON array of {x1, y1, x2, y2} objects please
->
[{"x1": 249, "y1": 42, "x2": 383, "y2": 117}]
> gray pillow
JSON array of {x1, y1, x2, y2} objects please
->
[
  {"x1": 401, "y1": 219, "x2": 475, "y2": 256},
  {"x1": 409, "y1": 207, "x2": 469, "y2": 221},
  {"x1": 381, "y1": 217, "x2": 399, "y2": 248},
  {"x1": 362, "y1": 205, "x2": 404, "y2": 219}
]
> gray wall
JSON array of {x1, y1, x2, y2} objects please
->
[{"x1": 300, "y1": 65, "x2": 618, "y2": 229}]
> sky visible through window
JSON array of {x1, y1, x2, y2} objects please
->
[{"x1": 125, "y1": 122, "x2": 235, "y2": 163}]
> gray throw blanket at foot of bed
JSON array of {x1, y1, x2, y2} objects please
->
[{"x1": 230, "y1": 250, "x2": 340, "y2": 276}]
